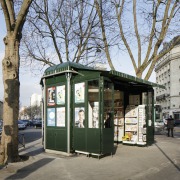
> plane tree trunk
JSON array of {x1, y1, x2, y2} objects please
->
[
  {"x1": 0, "y1": 0, "x2": 33, "y2": 164},
  {"x1": 0, "y1": 35, "x2": 20, "y2": 164}
]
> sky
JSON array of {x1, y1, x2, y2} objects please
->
[
  {"x1": 0, "y1": 12, "x2": 42, "y2": 107},
  {"x1": 0, "y1": 10, "x2": 156, "y2": 107}
]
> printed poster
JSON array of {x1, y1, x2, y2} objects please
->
[
  {"x1": 47, "y1": 108, "x2": 55, "y2": 126},
  {"x1": 47, "y1": 87, "x2": 55, "y2": 106},
  {"x1": 75, "y1": 107, "x2": 85, "y2": 128},
  {"x1": 56, "y1": 85, "x2": 65, "y2": 105},
  {"x1": 56, "y1": 107, "x2": 65, "y2": 127},
  {"x1": 75, "y1": 82, "x2": 85, "y2": 103}
]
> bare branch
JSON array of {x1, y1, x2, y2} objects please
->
[
  {"x1": 0, "y1": 0, "x2": 11, "y2": 33},
  {"x1": 116, "y1": 0, "x2": 137, "y2": 72},
  {"x1": 14, "y1": 0, "x2": 33, "y2": 38},
  {"x1": 94, "y1": 0, "x2": 115, "y2": 70},
  {"x1": 133, "y1": 0, "x2": 141, "y2": 67}
]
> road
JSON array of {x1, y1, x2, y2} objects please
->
[{"x1": 18, "y1": 126, "x2": 42, "y2": 146}]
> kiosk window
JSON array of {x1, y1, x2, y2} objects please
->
[
  {"x1": 88, "y1": 80, "x2": 99, "y2": 128},
  {"x1": 104, "y1": 81, "x2": 113, "y2": 128}
]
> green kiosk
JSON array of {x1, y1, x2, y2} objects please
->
[{"x1": 40, "y1": 62, "x2": 163, "y2": 157}]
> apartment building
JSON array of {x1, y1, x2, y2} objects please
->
[
  {"x1": 30, "y1": 93, "x2": 42, "y2": 107},
  {"x1": 155, "y1": 37, "x2": 180, "y2": 121}
]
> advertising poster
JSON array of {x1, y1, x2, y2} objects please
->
[
  {"x1": 75, "y1": 82, "x2": 85, "y2": 103},
  {"x1": 88, "y1": 102, "x2": 99, "y2": 128},
  {"x1": 47, "y1": 108, "x2": 55, "y2": 126},
  {"x1": 47, "y1": 87, "x2": 55, "y2": 106},
  {"x1": 56, "y1": 85, "x2": 65, "y2": 105},
  {"x1": 56, "y1": 107, "x2": 65, "y2": 127},
  {"x1": 75, "y1": 107, "x2": 85, "y2": 128}
]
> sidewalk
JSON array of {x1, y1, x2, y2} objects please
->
[{"x1": 0, "y1": 130, "x2": 180, "y2": 180}]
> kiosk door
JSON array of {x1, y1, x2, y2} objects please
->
[
  {"x1": 87, "y1": 80, "x2": 101, "y2": 154},
  {"x1": 73, "y1": 82, "x2": 86, "y2": 152},
  {"x1": 146, "y1": 90, "x2": 154, "y2": 144}
]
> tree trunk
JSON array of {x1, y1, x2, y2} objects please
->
[{"x1": 0, "y1": 35, "x2": 20, "y2": 164}]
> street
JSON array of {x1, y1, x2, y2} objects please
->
[
  {"x1": 0, "y1": 126, "x2": 180, "y2": 180},
  {"x1": 19, "y1": 126, "x2": 42, "y2": 144}
]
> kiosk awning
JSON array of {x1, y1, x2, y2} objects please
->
[
  {"x1": 109, "y1": 70, "x2": 165, "y2": 89},
  {"x1": 41, "y1": 62, "x2": 165, "y2": 89}
]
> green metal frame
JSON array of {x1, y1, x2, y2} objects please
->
[{"x1": 41, "y1": 62, "x2": 161, "y2": 155}]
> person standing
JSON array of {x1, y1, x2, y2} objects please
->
[
  {"x1": 167, "y1": 115, "x2": 174, "y2": 137},
  {"x1": 105, "y1": 113, "x2": 111, "y2": 128}
]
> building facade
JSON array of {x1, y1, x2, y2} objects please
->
[
  {"x1": 30, "y1": 93, "x2": 42, "y2": 107},
  {"x1": 155, "y1": 38, "x2": 180, "y2": 121}
]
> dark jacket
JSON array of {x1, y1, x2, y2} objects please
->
[{"x1": 167, "y1": 116, "x2": 174, "y2": 129}]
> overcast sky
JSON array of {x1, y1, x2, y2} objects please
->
[{"x1": 0, "y1": 10, "x2": 155, "y2": 107}]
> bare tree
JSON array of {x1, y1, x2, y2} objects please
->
[
  {"x1": 21, "y1": 0, "x2": 108, "y2": 68},
  {"x1": 19, "y1": 105, "x2": 41, "y2": 120},
  {"x1": 94, "y1": 0, "x2": 115, "y2": 70},
  {"x1": 115, "y1": 0, "x2": 180, "y2": 80},
  {"x1": 0, "y1": 0, "x2": 33, "y2": 164},
  {"x1": 95, "y1": 0, "x2": 180, "y2": 80}
]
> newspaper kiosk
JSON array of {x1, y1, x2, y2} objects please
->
[{"x1": 40, "y1": 62, "x2": 164, "y2": 156}]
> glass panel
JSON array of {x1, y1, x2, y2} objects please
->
[
  {"x1": 142, "y1": 92, "x2": 147, "y2": 105},
  {"x1": 75, "y1": 82, "x2": 85, "y2": 103},
  {"x1": 88, "y1": 80, "x2": 99, "y2": 128},
  {"x1": 47, "y1": 108, "x2": 55, "y2": 126},
  {"x1": 104, "y1": 81, "x2": 113, "y2": 128},
  {"x1": 56, "y1": 107, "x2": 65, "y2": 127},
  {"x1": 148, "y1": 91, "x2": 153, "y2": 126},
  {"x1": 155, "y1": 104, "x2": 163, "y2": 122},
  {"x1": 47, "y1": 87, "x2": 56, "y2": 106},
  {"x1": 56, "y1": 85, "x2": 65, "y2": 105}
]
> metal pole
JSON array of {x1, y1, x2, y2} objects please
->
[
  {"x1": 66, "y1": 72, "x2": 72, "y2": 154},
  {"x1": 42, "y1": 78, "x2": 46, "y2": 149}
]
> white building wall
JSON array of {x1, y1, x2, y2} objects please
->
[
  {"x1": 155, "y1": 41, "x2": 180, "y2": 119},
  {"x1": 31, "y1": 93, "x2": 42, "y2": 107}
]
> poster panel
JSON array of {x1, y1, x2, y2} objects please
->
[
  {"x1": 56, "y1": 107, "x2": 65, "y2": 127},
  {"x1": 75, "y1": 82, "x2": 85, "y2": 103},
  {"x1": 75, "y1": 107, "x2": 85, "y2": 128},
  {"x1": 88, "y1": 102, "x2": 99, "y2": 128},
  {"x1": 47, "y1": 87, "x2": 55, "y2": 106},
  {"x1": 56, "y1": 85, "x2": 65, "y2": 105},
  {"x1": 47, "y1": 108, "x2": 55, "y2": 126}
]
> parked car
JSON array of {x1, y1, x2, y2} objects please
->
[
  {"x1": 21, "y1": 120, "x2": 32, "y2": 127},
  {"x1": 174, "y1": 119, "x2": 180, "y2": 126},
  {"x1": 33, "y1": 120, "x2": 42, "y2": 128},
  {"x1": 18, "y1": 120, "x2": 26, "y2": 130}
]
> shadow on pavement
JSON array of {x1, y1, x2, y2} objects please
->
[
  {"x1": 155, "y1": 143, "x2": 180, "y2": 172},
  {"x1": 5, "y1": 158, "x2": 54, "y2": 180}
]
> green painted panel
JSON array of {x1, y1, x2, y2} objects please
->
[
  {"x1": 73, "y1": 129, "x2": 86, "y2": 151},
  {"x1": 46, "y1": 128, "x2": 67, "y2": 151},
  {"x1": 102, "y1": 128, "x2": 114, "y2": 154},
  {"x1": 87, "y1": 129, "x2": 101, "y2": 154},
  {"x1": 55, "y1": 129, "x2": 67, "y2": 152},
  {"x1": 46, "y1": 129, "x2": 55, "y2": 150}
]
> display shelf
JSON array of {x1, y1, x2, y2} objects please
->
[{"x1": 114, "y1": 107, "x2": 124, "y2": 142}]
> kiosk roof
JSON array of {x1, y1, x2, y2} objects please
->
[{"x1": 42, "y1": 62, "x2": 165, "y2": 89}]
